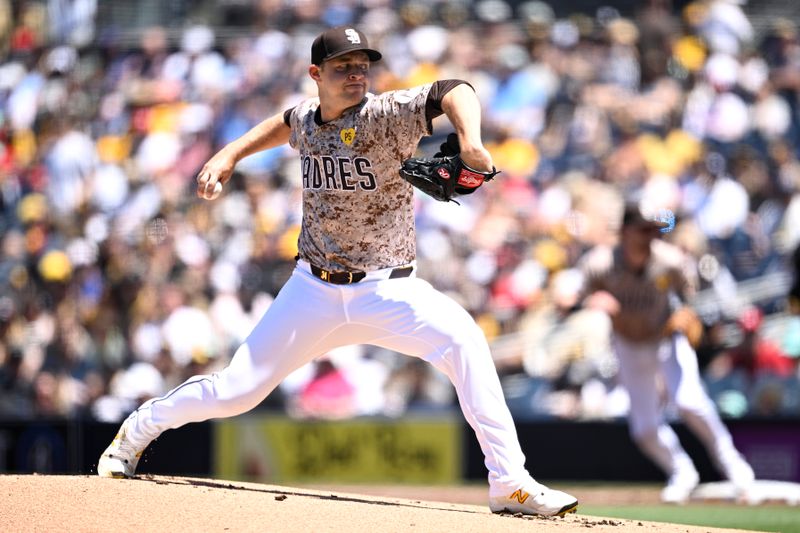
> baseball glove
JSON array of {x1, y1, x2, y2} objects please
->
[
  {"x1": 399, "y1": 133, "x2": 499, "y2": 203},
  {"x1": 663, "y1": 306, "x2": 703, "y2": 348}
]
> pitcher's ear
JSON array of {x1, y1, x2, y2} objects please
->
[{"x1": 309, "y1": 64, "x2": 322, "y2": 81}]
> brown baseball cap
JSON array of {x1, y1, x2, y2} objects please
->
[
  {"x1": 311, "y1": 26, "x2": 382, "y2": 65},
  {"x1": 622, "y1": 203, "x2": 675, "y2": 233}
]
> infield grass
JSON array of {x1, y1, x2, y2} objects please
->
[{"x1": 580, "y1": 503, "x2": 800, "y2": 533}]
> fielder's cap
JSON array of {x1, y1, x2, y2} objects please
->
[
  {"x1": 311, "y1": 26, "x2": 382, "y2": 65},
  {"x1": 622, "y1": 203, "x2": 675, "y2": 233}
]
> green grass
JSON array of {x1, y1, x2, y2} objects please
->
[{"x1": 580, "y1": 504, "x2": 800, "y2": 533}]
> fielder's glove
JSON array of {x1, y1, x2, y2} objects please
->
[
  {"x1": 399, "y1": 133, "x2": 499, "y2": 203},
  {"x1": 663, "y1": 306, "x2": 704, "y2": 348}
]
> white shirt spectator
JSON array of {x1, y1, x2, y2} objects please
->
[
  {"x1": 162, "y1": 306, "x2": 216, "y2": 366},
  {"x1": 700, "y1": 0, "x2": 754, "y2": 55},
  {"x1": 696, "y1": 177, "x2": 750, "y2": 239},
  {"x1": 46, "y1": 129, "x2": 98, "y2": 215}
]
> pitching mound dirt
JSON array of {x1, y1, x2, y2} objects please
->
[{"x1": 1, "y1": 475, "x2": 757, "y2": 532}]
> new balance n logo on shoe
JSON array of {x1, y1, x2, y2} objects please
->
[{"x1": 510, "y1": 489, "x2": 530, "y2": 504}]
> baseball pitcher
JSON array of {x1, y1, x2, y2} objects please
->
[{"x1": 97, "y1": 26, "x2": 578, "y2": 518}]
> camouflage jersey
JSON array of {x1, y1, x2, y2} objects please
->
[
  {"x1": 286, "y1": 84, "x2": 437, "y2": 272},
  {"x1": 580, "y1": 239, "x2": 697, "y2": 343}
]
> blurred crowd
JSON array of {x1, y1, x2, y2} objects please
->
[{"x1": 1, "y1": 0, "x2": 800, "y2": 423}]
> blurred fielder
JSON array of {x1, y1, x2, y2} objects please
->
[{"x1": 581, "y1": 204, "x2": 755, "y2": 503}]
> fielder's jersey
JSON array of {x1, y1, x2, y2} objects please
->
[
  {"x1": 287, "y1": 85, "x2": 434, "y2": 272},
  {"x1": 581, "y1": 239, "x2": 696, "y2": 343}
]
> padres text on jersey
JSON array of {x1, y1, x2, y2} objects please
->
[
  {"x1": 301, "y1": 155, "x2": 377, "y2": 191},
  {"x1": 288, "y1": 85, "x2": 433, "y2": 272}
]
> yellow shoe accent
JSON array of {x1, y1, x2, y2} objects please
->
[
  {"x1": 556, "y1": 501, "x2": 578, "y2": 517},
  {"x1": 510, "y1": 489, "x2": 530, "y2": 504}
]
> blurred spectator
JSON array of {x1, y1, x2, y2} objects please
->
[
  {"x1": 382, "y1": 357, "x2": 455, "y2": 416},
  {"x1": 284, "y1": 346, "x2": 395, "y2": 419},
  {"x1": 697, "y1": 0, "x2": 754, "y2": 56},
  {"x1": 291, "y1": 358, "x2": 356, "y2": 420},
  {"x1": 789, "y1": 243, "x2": 800, "y2": 314},
  {"x1": 0, "y1": 348, "x2": 33, "y2": 418},
  {"x1": 519, "y1": 269, "x2": 613, "y2": 376},
  {"x1": 516, "y1": 267, "x2": 617, "y2": 419},
  {"x1": 707, "y1": 306, "x2": 794, "y2": 382}
]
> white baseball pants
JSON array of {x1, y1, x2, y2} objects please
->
[
  {"x1": 614, "y1": 333, "x2": 745, "y2": 478},
  {"x1": 125, "y1": 261, "x2": 530, "y2": 493}
]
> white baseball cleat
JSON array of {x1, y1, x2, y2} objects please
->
[
  {"x1": 660, "y1": 468, "x2": 700, "y2": 504},
  {"x1": 489, "y1": 481, "x2": 578, "y2": 517},
  {"x1": 726, "y1": 457, "x2": 755, "y2": 490},
  {"x1": 724, "y1": 455, "x2": 756, "y2": 501},
  {"x1": 97, "y1": 418, "x2": 146, "y2": 478}
]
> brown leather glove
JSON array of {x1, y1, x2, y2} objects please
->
[{"x1": 663, "y1": 306, "x2": 703, "y2": 348}]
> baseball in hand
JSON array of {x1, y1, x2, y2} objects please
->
[{"x1": 203, "y1": 181, "x2": 223, "y2": 200}]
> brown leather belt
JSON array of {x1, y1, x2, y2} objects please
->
[{"x1": 309, "y1": 264, "x2": 414, "y2": 285}]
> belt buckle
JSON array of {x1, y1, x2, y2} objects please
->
[
  {"x1": 320, "y1": 270, "x2": 329, "y2": 282},
  {"x1": 346, "y1": 272, "x2": 353, "y2": 284}
]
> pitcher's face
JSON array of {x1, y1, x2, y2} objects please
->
[{"x1": 313, "y1": 51, "x2": 371, "y2": 107}]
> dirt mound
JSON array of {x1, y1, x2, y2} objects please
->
[{"x1": 1, "y1": 475, "x2": 754, "y2": 532}]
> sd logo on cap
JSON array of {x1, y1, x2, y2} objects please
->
[{"x1": 311, "y1": 26, "x2": 383, "y2": 65}]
